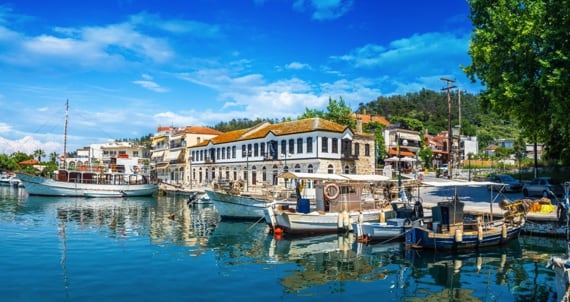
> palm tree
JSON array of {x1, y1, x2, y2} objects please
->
[
  {"x1": 49, "y1": 152, "x2": 59, "y2": 163},
  {"x1": 33, "y1": 149, "x2": 46, "y2": 162}
]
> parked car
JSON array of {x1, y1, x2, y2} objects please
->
[
  {"x1": 487, "y1": 174, "x2": 523, "y2": 193},
  {"x1": 522, "y1": 177, "x2": 564, "y2": 198},
  {"x1": 436, "y1": 164, "x2": 448, "y2": 177}
]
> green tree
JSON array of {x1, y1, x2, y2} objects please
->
[
  {"x1": 464, "y1": 0, "x2": 570, "y2": 169},
  {"x1": 49, "y1": 152, "x2": 59, "y2": 163},
  {"x1": 33, "y1": 149, "x2": 46, "y2": 162},
  {"x1": 299, "y1": 97, "x2": 356, "y2": 128}
]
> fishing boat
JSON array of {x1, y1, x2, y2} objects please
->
[
  {"x1": 16, "y1": 100, "x2": 157, "y2": 198},
  {"x1": 352, "y1": 192, "x2": 425, "y2": 242},
  {"x1": 264, "y1": 172, "x2": 406, "y2": 235},
  {"x1": 405, "y1": 188, "x2": 528, "y2": 250},
  {"x1": 205, "y1": 178, "x2": 298, "y2": 220}
]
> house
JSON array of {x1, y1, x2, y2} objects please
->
[
  {"x1": 188, "y1": 118, "x2": 376, "y2": 189},
  {"x1": 150, "y1": 126, "x2": 222, "y2": 185}
]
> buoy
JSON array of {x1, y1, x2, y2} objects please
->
[
  {"x1": 455, "y1": 229, "x2": 463, "y2": 242},
  {"x1": 274, "y1": 227, "x2": 283, "y2": 235},
  {"x1": 274, "y1": 233, "x2": 282, "y2": 240}
]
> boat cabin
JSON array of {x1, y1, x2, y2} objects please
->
[{"x1": 430, "y1": 197, "x2": 465, "y2": 234}]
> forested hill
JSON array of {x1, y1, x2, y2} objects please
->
[{"x1": 357, "y1": 88, "x2": 518, "y2": 148}]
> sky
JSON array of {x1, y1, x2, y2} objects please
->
[{"x1": 0, "y1": 0, "x2": 480, "y2": 156}]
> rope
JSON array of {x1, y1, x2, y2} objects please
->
[{"x1": 247, "y1": 215, "x2": 266, "y2": 231}]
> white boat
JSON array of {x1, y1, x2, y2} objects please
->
[
  {"x1": 205, "y1": 186, "x2": 296, "y2": 220},
  {"x1": 17, "y1": 162, "x2": 157, "y2": 198},
  {"x1": 352, "y1": 189, "x2": 426, "y2": 242},
  {"x1": 16, "y1": 100, "x2": 157, "y2": 198},
  {"x1": 264, "y1": 172, "x2": 403, "y2": 235}
]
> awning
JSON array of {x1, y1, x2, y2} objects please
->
[
  {"x1": 278, "y1": 172, "x2": 348, "y2": 181},
  {"x1": 398, "y1": 132, "x2": 420, "y2": 141},
  {"x1": 388, "y1": 148, "x2": 415, "y2": 157},
  {"x1": 152, "y1": 137, "x2": 167, "y2": 145},
  {"x1": 156, "y1": 162, "x2": 169, "y2": 168},
  {"x1": 278, "y1": 172, "x2": 389, "y2": 182},
  {"x1": 151, "y1": 151, "x2": 164, "y2": 158},
  {"x1": 165, "y1": 150, "x2": 181, "y2": 161}
]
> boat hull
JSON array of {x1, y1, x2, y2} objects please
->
[
  {"x1": 206, "y1": 189, "x2": 272, "y2": 220},
  {"x1": 266, "y1": 207, "x2": 391, "y2": 235},
  {"x1": 405, "y1": 223, "x2": 523, "y2": 250},
  {"x1": 16, "y1": 173, "x2": 157, "y2": 197},
  {"x1": 352, "y1": 219, "x2": 411, "y2": 241}
]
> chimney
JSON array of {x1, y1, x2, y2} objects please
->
[{"x1": 356, "y1": 117, "x2": 363, "y2": 134}]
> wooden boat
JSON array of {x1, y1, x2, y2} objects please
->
[
  {"x1": 16, "y1": 100, "x2": 157, "y2": 198},
  {"x1": 264, "y1": 172, "x2": 409, "y2": 235},
  {"x1": 405, "y1": 192, "x2": 528, "y2": 250},
  {"x1": 205, "y1": 179, "x2": 298, "y2": 220}
]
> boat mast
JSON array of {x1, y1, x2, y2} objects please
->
[{"x1": 63, "y1": 99, "x2": 69, "y2": 169}]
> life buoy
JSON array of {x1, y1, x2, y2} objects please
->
[{"x1": 324, "y1": 183, "x2": 340, "y2": 200}]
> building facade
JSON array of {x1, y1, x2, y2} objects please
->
[{"x1": 187, "y1": 118, "x2": 376, "y2": 190}]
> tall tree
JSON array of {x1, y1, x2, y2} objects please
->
[
  {"x1": 33, "y1": 149, "x2": 46, "y2": 162},
  {"x1": 464, "y1": 0, "x2": 570, "y2": 168}
]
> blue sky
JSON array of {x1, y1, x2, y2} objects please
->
[{"x1": 0, "y1": 0, "x2": 479, "y2": 156}]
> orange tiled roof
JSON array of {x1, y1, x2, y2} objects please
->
[
  {"x1": 178, "y1": 126, "x2": 223, "y2": 136},
  {"x1": 194, "y1": 118, "x2": 349, "y2": 147},
  {"x1": 351, "y1": 113, "x2": 390, "y2": 126}
]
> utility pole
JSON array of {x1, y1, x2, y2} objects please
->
[{"x1": 441, "y1": 78, "x2": 456, "y2": 179}]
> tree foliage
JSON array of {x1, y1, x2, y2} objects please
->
[{"x1": 464, "y1": 0, "x2": 570, "y2": 164}]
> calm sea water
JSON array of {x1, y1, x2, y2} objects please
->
[{"x1": 0, "y1": 185, "x2": 566, "y2": 302}]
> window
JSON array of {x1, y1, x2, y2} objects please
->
[
  {"x1": 242, "y1": 145, "x2": 246, "y2": 157},
  {"x1": 321, "y1": 137, "x2": 328, "y2": 153},
  {"x1": 297, "y1": 138, "x2": 303, "y2": 153},
  {"x1": 307, "y1": 137, "x2": 313, "y2": 153},
  {"x1": 281, "y1": 140, "x2": 286, "y2": 155},
  {"x1": 365, "y1": 144, "x2": 370, "y2": 156},
  {"x1": 261, "y1": 142, "x2": 266, "y2": 157},
  {"x1": 327, "y1": 164, "x2": 334, "y2": 174},
  {"x1": 254, "y1": 143, "x2": 259, "y2": 157},
  {"x1": 288, "y1": 139, "x2": 295, "y2": 154},
  {"x1": 344, "y1": 165, "x2": 350, "y2": 174},
  {"x1": 354, "y1": 143, "x2": 360, "y2": 156},
  {"x1": 232, "y1": 146, "x2": 236, "y2": 158},
  {"x1": 294, "y1": 164, "x2": 301, "y2": 172},
  {"x1": 332, "y1": 138, "x2": 338, "y2": 153},
  {"x1": 308, "y1": 164, "x2": 314, "y2": 173}
]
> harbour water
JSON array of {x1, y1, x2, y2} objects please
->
[{"x1": 0, "y1": 185, "x2": 566, "y2": 302}]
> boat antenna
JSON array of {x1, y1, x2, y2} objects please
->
[{"x1": 63, "y1": 99, "x2": 69, "y2": 169}]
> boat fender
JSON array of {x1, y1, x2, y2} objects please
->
[
  {"x1": 557, "y1": 203, "x2": 566, "y2": 225},
  {"x1": 343, "y1": 211, "x2": 350, "y2": 228},
  {"x1": 337, "y1": 212, "x2": 344, "y2": 228},
  {"x1": 358, "y1": 212, "x2": 364, "y2": 224},
  {"x1": 324, "y1": 183, "x2": 340, "y2": 200},
  {"x1": 413, "y1": 202, "x2": 424, "y2": 219},
  {"x1": 379, "y1": 211, "x2": 385, "y2": 223},
  {"x1": 477, "y1": 225, "x2": 483, "y2": 241},
  {"x1": 455, "y1": 229, "x2": 463, "y2": 242},
  {"x1": 501, "y1": 224, "x2": 507, "y2": 239}
]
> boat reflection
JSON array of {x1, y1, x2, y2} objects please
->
[{"x1": 37, "y1": 194, "x2": 221, "y2": 248}]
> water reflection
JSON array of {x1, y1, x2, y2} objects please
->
[{"x1": 0, "y1": 188, "x2": 565, "y2": 301}]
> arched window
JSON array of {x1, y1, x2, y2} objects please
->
[
  {"x1": 307, "y1": 164, "x2": 314, "y2": 173},
  {"x1": 327, "y1": 164, "x2": 334, "y2": 174},
  {"x1": 344, "y1": 165, "x2": 350, "y2": 174},
  {"x1": 294, "y1": 164, "x2": 301, "y2": 173}
]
